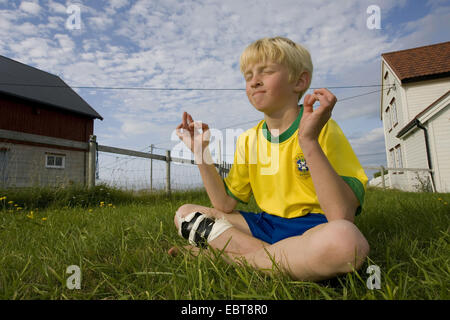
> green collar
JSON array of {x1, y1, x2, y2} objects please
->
[{"x1": 262, "y1": 105, "x2": 303, "y2": 143}]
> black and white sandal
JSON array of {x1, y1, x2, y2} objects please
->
[{"x1": 176, "y1": 211, "x2": 232, "y2": 248}]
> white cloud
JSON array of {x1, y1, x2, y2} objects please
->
[
  {"x1": 349, "y1": 126, "x2": 386, "y2": 158},
  {"x1": 1, "y1": 0, "x2": 448, "y2": 165},
  {"x1": 48, "y1": 0, "x2": 67, "y2": 15},
  {"x1": 19, "y1": 1, "x2": 41, "y2": 15},
  {"x1": 89, "y1": 16, "x2": 114, "y2": 31},
  {"x1": 54, "y1": 34, "x2": 75, "y2": 52},
  {"x1": 109, "y1": 0, "x2": 129, "y2": 10},
  {"x1": 9, "y1": 37, "x2": 50, "y2": 58}
]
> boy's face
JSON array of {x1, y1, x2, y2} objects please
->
[{"x1": 244, "y1": 60, "x2": 301, "y2": 114}]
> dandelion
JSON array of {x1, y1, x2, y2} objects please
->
[
  {"x1": 438, "y1": 198, "x2": 442, "y2": 201},
  {"x1": 8, "y1": 201, "x2": 13, "y2": 204},
  {"x1": 100, "y1": 201, "x2": 105, "y2": 207},
  {"x1": 88, "y1": 209, "x2": 93, "y2": 213},
  {"x1": 108, "y1": 203, "x2": 112, "y2": 207},
  {"x1": 14, "y1": 203, "x2": 18, "y2": 207},
  {"x1": 16, "y1": 207, "x2": 23, "y2": 211},
  {"x1": 0, "y1": 196, "x2": 6, "y2": 201},
  {"x1": 27, "y1": 211, "x2": 34, "y2": 219},
  {"x1": 41, "y1": 217, "x2": 47, "y2": 221}
]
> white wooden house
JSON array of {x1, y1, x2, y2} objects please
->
[{"x1": 380, "y1": 41, "x2": 450, "y2": 192}]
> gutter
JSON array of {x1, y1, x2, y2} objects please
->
[{"x1": 415, "y1": 119, "x2": 436, "y2": 191}]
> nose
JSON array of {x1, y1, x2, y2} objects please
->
[{"x1": 249, "y1": 75, "x2": 263, "y2": 88}]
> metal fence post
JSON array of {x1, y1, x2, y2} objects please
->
[
  {"x1": 380, "y1": 165, "x2": 385, "y2": 189},
  {"x1": 166, "y1": 150, "x2": 171, "y2": 194},
  {"x1": 150, "y1": 144, "x2": 154, "y2": 192},
  {"x1": 88, "y1": 135, "x2": 97, "y2": 189}
]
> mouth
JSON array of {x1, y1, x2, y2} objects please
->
[{"x1": 252, "y1": 91, "x2": 266, "y2": 96}]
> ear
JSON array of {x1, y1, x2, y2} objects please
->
[{"x1": 293, "y1": 71, "x2": 310, "y2": 94}]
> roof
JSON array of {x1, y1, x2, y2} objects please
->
[
  {"x1": 382, "y1": 41, "x2": 450, "y2": 83},
  {"x1": 0, "y1": 55, "x2": 103, "y2": 120},
  {"x1": 397, "y1": 90, "x2": 450, "y2": 138}
]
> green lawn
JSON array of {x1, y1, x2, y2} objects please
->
[{"x1": 0, "y1": 186, "x2": 448, "y2": 300}]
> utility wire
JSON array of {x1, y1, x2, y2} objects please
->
[
  {"x1": 152, "y1": 86, "x2": 393, "y2": 146},
  {"x1": 0, "y1": 82, "x2": 391, "y2": 91},
  {"x1": 92, "y1": 85, "x2": 394, "y2": 169}
]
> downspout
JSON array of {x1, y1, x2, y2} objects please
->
[{"x1": 415, "y1": 119, "x2": 436, "y2": 192}]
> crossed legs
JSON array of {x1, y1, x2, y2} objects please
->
[{"x1": 170, "y1": 204, "x2": 370, "y2": 282}]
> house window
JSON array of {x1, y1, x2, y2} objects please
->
[
  {"x1": 391, "y1": 98, "x2": 398, "y2": 126},
  {"x1": 386, "y1": 106, "x2": 392, "y2": 131},
  {"x1": 389, "y1": 148, "x2": 395, "y2": 168},
  {"x1": 395, "y1": 145, "x2": 403, "y2": 174},
  {"x1": 45, "y1": 153, "x2": 65, "y2": 169},
  {"x1": 384, "y1": 71, "x2": 391, "y2": 95}
]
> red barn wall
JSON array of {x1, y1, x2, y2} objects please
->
[{"x1": 0, "y1": 93, "x2": 94, "y2": 142}]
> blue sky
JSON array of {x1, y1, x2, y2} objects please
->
[{"x1": 1, "y1": 0, "x2": 449, "y2": 189}]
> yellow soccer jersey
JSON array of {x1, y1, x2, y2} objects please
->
[{"x1": 223, "y1": 105, "x2": 368, "y2": 218}]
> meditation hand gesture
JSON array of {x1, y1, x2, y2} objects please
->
[
  {"x1": 298, "y1": 88, "x2": 337, "y2": 145},
  {"x1": 176, "y1": 111, "x2": 211, "y2": 163}
]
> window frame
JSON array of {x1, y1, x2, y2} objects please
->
[{"x1": 45, "y1": 153, "x2": 66, "y2": 169}]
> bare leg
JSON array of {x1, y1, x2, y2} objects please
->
[
  {"x1": 232, "y1": 219, "x2": 370, "y2": 281},
  {"x1": 171, "y1": 204, "x2": 369, "y2": 281}
]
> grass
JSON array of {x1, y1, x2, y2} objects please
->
[{"x1": 0, "y1": 185, "x2": 448, "y2": 300}]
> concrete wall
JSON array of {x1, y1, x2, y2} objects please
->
[{"x1": 0, "y1": 142, "x2": 87, "y2": 188}]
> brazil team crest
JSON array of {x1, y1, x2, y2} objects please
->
[{"x1": 295, "y1": 154, "x2": 310, "y2": 177}]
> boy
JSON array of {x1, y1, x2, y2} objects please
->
[{"x1": 170, "y1": 37, "x2": 370, "y2": 282}]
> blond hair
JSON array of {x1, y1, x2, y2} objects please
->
[{"x1": 240, "y1": 37, "x2": 313, "y2": 99}]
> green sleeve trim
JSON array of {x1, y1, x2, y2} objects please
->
[
  {"x1": 341, "y1": 176, "x2": 365, "y2": 216},
  {"x1": 223, "y1": 179, "x2": 248, "y2": 205}
]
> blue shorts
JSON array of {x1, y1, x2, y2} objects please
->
[{"x1": 239, "y1": 211, "x2": 328, "y2": 244}]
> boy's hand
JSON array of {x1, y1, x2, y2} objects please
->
[
  {"x1": 298, "y1": 88, "x2": 337, "y2": 145},
  {"x1": 176, "y1": 111, "x2": 211, "y2": 160}
]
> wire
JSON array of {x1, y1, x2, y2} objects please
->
[
  {"x1": 152, "y1": 86, "x2": 393, "y2": 146},
  {"x1": 0, "y1": 82, "x2": 391, "y2": 91}
]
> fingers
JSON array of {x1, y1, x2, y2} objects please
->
[
  {"x1": 303, "y1": 94, "x2": 317, "y2": 113},
  {"x1": 188, "y1": 120, "x2": 209, "y2": 133},
  {"x1": 181, "y1": 111, "x2": 196, "y2": 128},
  {"x1": 182, "y1": 111, "x2": 187, "y2": 128},
  {"x1": 313, "y1": 88, "x2": 337, "y2": 105},
  {"x1": 302, "y1": 89, "x2": 337, "y2": 115}
]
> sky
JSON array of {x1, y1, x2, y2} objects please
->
[{"x1": 1, "y1": 0, "x2": 449, "y2": 189}]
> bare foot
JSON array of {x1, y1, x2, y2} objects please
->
[{"x1": 168, "y1": 245, "x2": 200, "y2": 257}]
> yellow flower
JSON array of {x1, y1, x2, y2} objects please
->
[
  {"x1": 108, "y1": 203, "x2": 112, "y2": 207},
  {"x1": 0, "y1": 196, "x2": 6, "y2": 201},
  {"x1": 88, "y1": 209, "x2": 93, "y2": 213},
  {"x1": 14, "y1": 203, "x2": 18, "y2": 207},
  {"x1": 444, "y1": 202, "x2": 448, "y2": 205},
  {"x1": 437, "y1": 198, "x2": 442, "y2": 201},
  {"x1": 16, "y1": 207, "x2": 23, "y2": 211},
  {"x1": 8, "y1": 201, "x2": 13, "y2": 204},
  {"x1": 41, "y1": 217, "x2": 47, "y2": 221},
  {"x1": 27, "y1": 211, "x2": 34, "y2": 219}
]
